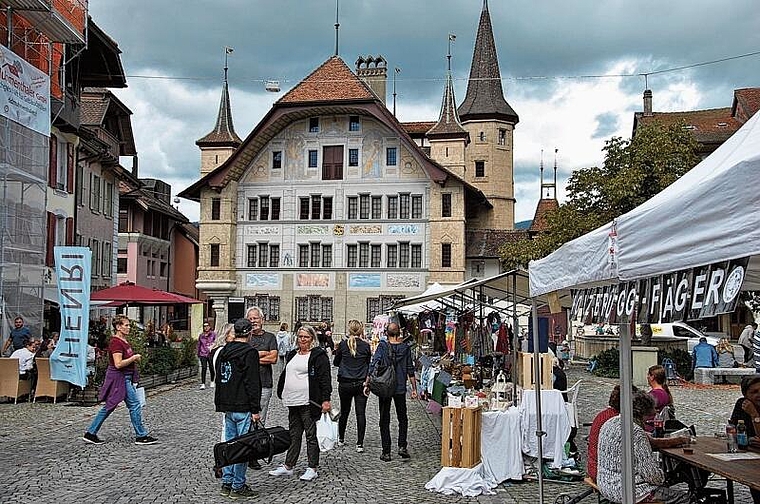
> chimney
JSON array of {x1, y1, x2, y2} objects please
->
[
  {"x1": 643, "y1": 89, "x2": 653, "y2": 117},
  {"x1": 355, "y1": 55, "x2": 387, "y2": 105}
]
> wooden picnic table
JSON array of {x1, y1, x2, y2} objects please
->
[{"x1": 660, "y1": 436, "x2": 760, "y2": 503}]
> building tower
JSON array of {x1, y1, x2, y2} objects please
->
[
  {"x1": 458, "y1": 0, "x2": 519, "y2": 230},
  {"x1": 529, "y1": 150, "x2": 559, "y2": 237},
  {"x1": 195, "y1": 56, "x2": 243, "y2": 326},
  {"x1": 196, "y1": 57, "x2": 242, "y2": 176}
]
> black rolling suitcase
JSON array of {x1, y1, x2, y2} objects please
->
[{"x1": 213, "y1": 422, "x2": 290, "y2": 477}]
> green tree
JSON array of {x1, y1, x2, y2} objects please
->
[{"x1": 501, "y1": 121, "x2": 700, "y2": 269}]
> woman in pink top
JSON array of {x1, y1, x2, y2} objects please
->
[{"x1": 645, "y1": 365, "x2": 673, "y2": 432}]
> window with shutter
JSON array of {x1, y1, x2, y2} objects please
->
[{"x1": 322, "y1": 145, "x2": 343, "y2": 180}]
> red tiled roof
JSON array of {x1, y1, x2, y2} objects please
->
[
  {"x1": 733, "y1": 88, "x2": 760, "y2": 123},
  {"x1": 402, "y1": 121, "x2": 436, "y2": 135},
  {"x1": 636, "y1": 108, "x2": 740, "y2": 144},
  {"x1": 465, "y1": 229, "x2": 528, "y2": 258},
  {"x1": 529, "y1": 198, "x2": 559, "y2": 232},
  {"x1": 277, "y1": 56, "x2": 375, "y2": 104}
]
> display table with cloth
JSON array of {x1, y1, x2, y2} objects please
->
[
  {"x1": 426, "y1": 407, "x2": 525, "y2": 496},
  {"x1": 519, "y1": 389, "x2": 572, "y2": 468}
]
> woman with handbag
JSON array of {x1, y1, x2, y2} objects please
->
[
  {"x1": 364, "y1": 322, "x2": 417, "y2": 462},
  {"x1": 82, "y1": 314, "x2": 157, "y2": 445},
  {"x1": 333, "y1": 319, "x2": 371, "y2": 453},
  {"x1": 270, "y1": 325, "x2": 332, "y2": 482}
]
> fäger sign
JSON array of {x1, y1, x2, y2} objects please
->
[{"x1": 570, "y1": 257, "x2": 748, "y2": 324}]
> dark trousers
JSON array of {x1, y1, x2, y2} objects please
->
[
  {"x1": 378, "y1": 393, "x2": 408, "y2": 454},
  {"x1": 20, "y1": 370, "x2": 37, "y2": 394},
  {"x1": 199, "y1": 356, "x2": 214, "y2": 383},
  {"x1": 338, "y1": 381, "x2": 368, "y2": 446},
  {"x1": 286, "y1": 405, "x2": 319, "y2": 469},
  {"x1": 742, "y1": 345, "x2": 752, "y2": 364}
]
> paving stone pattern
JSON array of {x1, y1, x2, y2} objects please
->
[{"x1": 0, "y1": 364, "x2": 755, "y2": 503}]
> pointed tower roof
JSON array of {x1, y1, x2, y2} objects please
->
[
  {"x1": 458, "y1": 0, "x2": 519, "y2": 124},
  {"x1": 196, "y1": 70, "x2": 242, "y2": 147},
  {"x1": 278, "y1": 56, "x2": 375, "y2": 104},
  {"x1": 427, "y1": 71, "x2": 469, "y2": 140}
]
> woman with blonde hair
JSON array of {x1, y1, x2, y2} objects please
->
[
  {"x1": 716, "y1": 337, "x2": 738, "y2": 368},
  {"x1": 270, "y1": 325, "x2": 332, "y2": 481},
  {"x1": 332, "y1": 319, "x2": 372, "y2": 452}
]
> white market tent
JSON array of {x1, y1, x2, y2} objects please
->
[
  {"x1": 530, "y1": 109, "x2": 760, "y2": 296},
  {"x1": 529, "y1": 110, "x2": 760, "y2": 503}
]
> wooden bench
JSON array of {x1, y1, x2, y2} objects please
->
[
  {"x1": 0, "y1": 357, "x2": 31, "y2": 403},
  {"x1": 693, "y1": 367, "x2": 756, "y2": 385},
  {"x1": 33, "y1": 358, "x2": 69, "y2": 403}
]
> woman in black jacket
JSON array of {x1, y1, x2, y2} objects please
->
[
  {"x1": 270, "y1": 325, "x2": 332, "y2": 482},
  {"x1": 333, "y1": 319, "x2": 371, "y2": 452}
]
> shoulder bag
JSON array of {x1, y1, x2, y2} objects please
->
[{"x1": 368, "y1": 341, "x2": 396, "y2": 398}]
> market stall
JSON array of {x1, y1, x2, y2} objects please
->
[
  {"x1": 393, "y1": 270, "x2": 577, "y2": 496},
  {"x1": 529, "y1": 110, "x2": 760, "y2": 502}
]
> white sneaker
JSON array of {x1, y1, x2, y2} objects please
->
[
  {"x1": 356, "y1": 445, "x2": 364, "y2": 453},
  {"x1": 210, "y1": 382, "x2": 215, "y2": 388},
  {"x1": 199, "y1": 384, "x2": 206, "y2": 390},
  {"x1": 299, "y1": 467, "x2": 318, "y2": 481},
  {"x1": 268, "y1": 464, "x2": 293, "y2": 477}
]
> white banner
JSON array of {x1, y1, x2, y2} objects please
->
[
  {"x1": 50, "y1": 247, "x2": 91, "y2": 387},
  {"x1": 0, "y1": 43, "x2": 50, "y2": 136}
]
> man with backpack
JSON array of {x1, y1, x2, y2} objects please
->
[
  {"x1": 365, "y1": 322, "x2": 417, "y2": 462},
  {"x1": 215, "y1": 319, "x2": 261, "y2": 499}
]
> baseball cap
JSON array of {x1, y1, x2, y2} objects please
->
[{"x1": 234, "y1": 318, "x2": 252, "y2": 337}]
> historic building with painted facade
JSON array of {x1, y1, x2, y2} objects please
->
[{"x1": 181, "y1": 1, "x2": 520, "y2": 331}]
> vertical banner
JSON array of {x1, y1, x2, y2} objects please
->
[{"x1": 50, "y1": 247, "x2": 91, "y2": 387}]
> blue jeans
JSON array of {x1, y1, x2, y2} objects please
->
[
  {"x1": 87, "y1": 377, "x2": 148, "y2": 438},
  {"x1": 222, "y1": 412, "x2": 252, "y2": 490}
]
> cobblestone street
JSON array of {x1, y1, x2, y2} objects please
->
[{"x1": 0, "y1": 364, "x2": 756, "y2": 503}]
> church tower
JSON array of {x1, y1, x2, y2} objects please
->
[
  {"x1": 459, "y1": 0, "x2": 519, "y2": 230},
  {"x1": 196, "y1": 56, "x2": 242, "y2": 176}
]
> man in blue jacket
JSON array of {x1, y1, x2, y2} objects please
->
[
  {"x1": 215, "y1": 319, "x2": 261, "y2": 499},
  {"x1": 692, "y1": 336, "x2": 718, "y2": 370}
]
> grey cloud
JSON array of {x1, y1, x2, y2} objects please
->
[{"x1": 592, "y1": 112, "x2": 619, "y2": 139}]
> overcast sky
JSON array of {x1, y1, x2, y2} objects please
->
[{"x1": 89, "y1": 0, "x2": 760, "y2": 223}]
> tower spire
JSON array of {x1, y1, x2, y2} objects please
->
[
  {"x1": 196, "y1": 47, "x2": 242, "y2": 147},
  {"x1": 334, "y1": 0, "x2": 340, "y2": 56},
  {"x1": 458, "y1": 0, "x2": 519, "y2": 124},
  {"x1": 427, "y1": 34, "x2": 468, "y2": 140}
]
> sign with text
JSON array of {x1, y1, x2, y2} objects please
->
[
  {"x1": 50, "y1": 247, "x2": 91, "y2": 387},
  {"x1": 570, "y1": 257, "x2": 748, "y2": 324},
  {"x1": 0, "y1": 44, "x2": 50, "y2": 136}
]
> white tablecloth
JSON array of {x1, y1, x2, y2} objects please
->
[
  {"x1": 481, "y1": 408, "x2": 524, "y2": 484},
  {"x1": 426, "y1": 407, "x2": 524, "y2": 496},
  {"x1": 519, "y1": 389, "x2": 571, "y2": 468}
]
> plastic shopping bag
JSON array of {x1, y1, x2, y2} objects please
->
[
  {"x1": 135, "y1": 386, "x2": 146, "y2": 408},
  {"x1": 316, "y1": 412, "x2": 338, "y2": 452}
]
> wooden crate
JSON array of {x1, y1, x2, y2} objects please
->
[
  {"x1": 516, "y1": 351, "x2": 553, "y2": 390},
  {"x1": 441, "y1": 406, "x2": 482, "y2": 468}
]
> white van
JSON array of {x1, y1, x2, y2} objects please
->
[{"x1": 640, "y1": 322, "x2": 721, "y2": 352}]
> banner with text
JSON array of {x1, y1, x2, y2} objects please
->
[
  {"x1": 50, "y1": 247, "x2": 91, "y2": 387},
  {"x1": 0, "y1": 43, "x2": 50, "y2": 136},
  {"x1": 570, "y1": 257, "x2": 749, "y2": 324}
]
